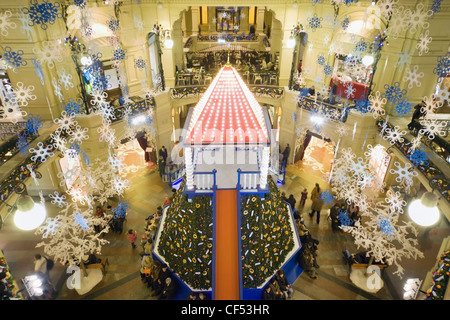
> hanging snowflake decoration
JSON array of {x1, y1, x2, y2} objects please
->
[
  {"x1": 112, "y1": 200, "x2": 130, "y2": 219},
  {"x1": 39, "y1": 216, "x2": 61, "y2": 238},
  {"x1": 433, "y1": 53, "x2": 450, "y2": 79},
  {"x1": 33, "y1": 40, "x2": 64, "y2": 69},
  {"x1": 392, "y1": 98, "x2": 413, "y2": 118},
  {"x1": 14, "y1": 82, "x2": 37, "y2": 107},
  {"x1": 57, "y1": 68, "x2": 74, "y2": 91},
  {"x1": 323, "y1": 64, "x2": 333, "y2": 76},
  {"x1": 405, "y1": 3, "x2": 432, "y2": 34},
  {"x1": 0, "y1": 10, "x2": 17, "y2": 37},
  {"x1": 385, "y1": 190, "x2": 407, "y2": 214},
  {"x1": 430, "y1": 0, "x2": 443, "y2": 16},
  {"x1": 16, "y1": 133, "x2": 29, "y2": 157},
  {"x1": 418, "y1": 119, "x2": 448, "y2": 140},
  {"x1": 68, "y1": 125, "x2": 89, "y2": 145},
  {"x1": 22, "y1": 0, "x2": 62, "y2": 30},
  {"x1": 50, "y1": 132, "x2": 67, "y2": 153},
  {"x1": 376, "y1": 215, "x2": 396, "y2": 239},
  {"x1": 338, "y1": 209, "x2": 353, "y2": 228},
  {"x1": 319, "y1": 189, "x2": 336, "y2": 206},
  {"x1": 108, "y1": 153, "x2": 126, "y2": 172},
  {"x1": 387, "y1": 6, "x2": 408, "y2": 39},
  {"x1": 421, "y1": 95, "x2": 440, "y2": 115},
  {"x1": 395, "y1": 51, "x2": 411, "y2": 71},
  {"x1": 90, "y1": 90, "x2": 108, "y2": 107},
  {"x1": 336, "y1": 123, "x2": 349, "y2": 137},
  {"x1": 382, "y1": 82, "x2": 407, "y2": 106},
  {"x1": 107, "y1": 16, "x2": 120, "y2": 33},
  {"x1": 383, "y1": 125, "x2": 406, "y2": 145},
  {"x1": 317, "y1": 55, "x2": 326, "y2": 66},
  {"x1": 355, "y1": 40, "x2": 368, "y2": 53},
  {"x1": 54, "y1": 111, "x2": 78, "y2": 134},
  {"x1": 403, "y1": 65, "x2": 424, "y2": 89},
  {"x1": 389, "y1": 161, "x2": 418, "y2": 191},
  {"x1": 1, "y1": 46, "x2": 27, "y2": 72},
  {"x1": 307, "y1": 13, "x2": 323, "y2": 32},
  {"x1": 407, "y1": 146, "x2": 432, "y2": 167},
  {"x1": 57, "y1": 163, "x2": 80, "y2": 187},
  {"x1": 368, "y1": 91, "x2": 387, "y2": 118},
  {"x1": 24, "y1": 113, "x2": 43, "y2": 136},
  {"x1": 435, "y1": 81, "x2": 450, "y2": 107},
  {"x1": 29, "y1": 141, "x2": 55, "y2": 163},
  {"x1": 341, "y1": 16, "x2": 350, "y2": 30},
  {"x1": 353, "y1": 96, "x2": 370, "y2": 115},
  {"x1": 97, "y1": 122, "x2": 117, "y2": 147},
  {"x1": 344, "y1": 82, "x2": 356, "y2": 99},
  {"x1": 49, "y1": 191, "x2": 68, "y2": 208},
  {"x1": 63, "y1": 98, "x2": 83, "y2": 116},
  {"x1": 112, "y1": 176, "x2": 129, "y2": 195},
  {"x1": 74, "y1": 0, "x2": 87, "y2": 8},
  {"x1": 377, "y1": 0, "x2": 399, "y2": 20},
  {"x1": 311, "y1": 0, "x2": 323, "y2": 5},
  {"x1": 134, "y1": 56, "x2": 146, "y2": 71},
  {"x1": 72, "y1": 212, "x2": 90, "y2": 231},
  {"x1": 0, "y1": 99, "x2": 26, "y2": 123},
  {"x1": 112, "y1": 46, "x2": 127, "y2": 62},
  {"x1": 416, "y1": 30, "x2": 432, "y2": 56}
]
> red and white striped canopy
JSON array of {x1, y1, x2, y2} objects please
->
[{"x1": 184, "y1": 64, "x2": 269, "y2": 145}]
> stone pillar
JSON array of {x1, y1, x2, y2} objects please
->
[
  {"x1": 185, "y1": 147, "x2": 194, "y2": 189},
  {"x1": 256, "y1": 7, "x2": 265, "y2": 34},
  {"x1": 191, "y1": 6, "x2": 200, "y2": 36}
]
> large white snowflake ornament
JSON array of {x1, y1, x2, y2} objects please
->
[
  {"x1": 385, "y1": 190, "x2": 407, "y2": 214},
  {"x1": 38, "y1": 216, "x2": 61, "y2": 239},
  {"x1": 419, "y1": 119, "x2": 448, "y2": 140},
  {"x1": 403, "y1": 65, "x2": 424, "y2": 89},
  {"x1": 52, "y1": 77, "x2": 64, "y2": 102},
  {"x1": 13, "y1": 82, "x2": 37, "y2": 107},
  {"x1": 0, "y1": 99, "x2": 26, "y2": 123},
  {"x1": 368, "y1": 91, "x2": 387, "y2": 119},
  {"x1": 416, "y1": 30, "x2": 432, "y2": 56},
  {"x1": 405, "y1": 3, "x2": 433, "y2": 35},
  {"x1": 389, "y1": 161, "x2": 418, "y2": 191},
  {"x1": 32, "y1": 40, "x2": 64, "y2": 69},
  {"x1": 421, "y1": 95, "x2": 440, "y2": 115},
  {"x1": 383, "y1": 125, "x2": 406, "y2": 145},
  {"x1": 29, "y1": 142, "x2": 55, "y2": 163},
  {"x1": 57, "y1": 68, "x2": 74, "y2": 90},
  {"x1": 0, "y1": 10, "x2": 16, "y2": 37},
  {"x1": 434, "y1": 81, "x2": 450, "y2": 107},
  {"x1": 49, "y1": 191, "x2": 68, "y2": 208},
  {"x1": 54, "y1": 111, "x2": 78, "y2": 134}
]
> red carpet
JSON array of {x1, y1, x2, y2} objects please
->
[{"x1": 215, "y1": 189, "x2": 240, "y2": 300}]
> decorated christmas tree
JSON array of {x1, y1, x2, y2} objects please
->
[
  {"x1": 240, "y1": 177, "x2": 296, "y2": 288},
  {"x1": 157, "y1": 180, "x2": 213, "y2": 290}
]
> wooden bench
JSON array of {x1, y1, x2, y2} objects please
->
[{"x1": 85, "y1": 258, "x2": 109, "y2": 275}]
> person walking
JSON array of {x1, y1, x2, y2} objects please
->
[
  {"x1": 127, "y1": 229, "x2": 138, "y2": 249},
  {"x1": 287, "y1": 194, "x2": 296, "y2": 210},
  {"x1": 158, "y1": 155, "x2": 166, "y2": 178},
  {"x1": 310, "y1": 183, "x2": 321, "y2": 201},
  {"x1": 329, "y1": 202, "x2": 340, "y2": 232},
  {"x1": 159, "y1": 146, "x2": 168, "y2": 162},
  {"x1": 300, "y1": 188, "x2": 308, "y2": 207},
  {"x1": 282, "y1": 144, "x2": 291, "y2": 164},
  {"x1": 310, "y1": 194, "x2": 324, "y2": 224}
]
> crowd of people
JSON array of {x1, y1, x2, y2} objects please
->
[{"x1": 262, "y1": 269, "x2": 294, "y2": 300}]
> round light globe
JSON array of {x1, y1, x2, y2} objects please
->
[
  {"x1": 286, "y1": 38, "x2": 296, "y2": 49},
  {"x1": 164, "y1": 39, "x2": 174, "y2": 48},
  {"x1": 362, "y1": 55, "x2": 374, "y2": 67},
  {"x1": 14, "y1": 203, "x2": 47, "y2": 231},
  {"x1": 408, "y1": 192, "x2": 440, "y2": 227}
]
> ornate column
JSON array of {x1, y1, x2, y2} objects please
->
[{"x1": 184, "y1": 147, "x2": 194, "y2": 190}]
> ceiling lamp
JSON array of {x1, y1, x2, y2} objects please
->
[
  {"x1": 408, "y1": 192, "x2": 440, "y2": 227},
  {"x1": 14, "y1": 194, "x2": 47, "y2": 231},
  {"x1": 362, "y1": 55, "x2": 374, "y2": 67},
  {"x1": 286, "y1": 36, "x2": 296, "y2": 49}
]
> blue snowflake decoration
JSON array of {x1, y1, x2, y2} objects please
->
[
  {"x1": 32, "y1": 58, "x2": 45, "y2": 84},
  {"x1": 344, "y1": 0, "x2": 359, "y2": 6},
  {"x1": 298, "y1": 87, "x2": 309, "y2": 100},
  {"x1": 91, "y1": 74, "x2": 111, "y2": 92},
  {"x1": 392, "y1": 98, "x2": 413, "y2": 118},
  {"x1": 112, "y1": 47, "x2": 127, "y2": 62},
  {"x1": 63, "y1": 98, "x2": 83, "y2": 116},
  {"x1": 433, "y1": 53, "x2": 450, "y2": 78},
  {"x1": 2, "y1": 47, "x2": 27, "y2": 70},
  {"x1": 323, "y1": 64, "x2": 333, "y2": 76},
  {"x1": 317, "y1": 55, "x2": 325, "y2": 66},
  {"x1": 22, "y1": 0, "x2": 62, "y2": 30},
  {"x1": 16, "y1": 132, "x2": 30, "y2": 157},
  {"x1": 338, "y1": 209, "x2": 353, "y2": 227},
  {"x1": 341, "y1": 17, "x2": 350, "y2": 30},
  {"x1": 24, "y1": 114, "x2": 43, "y2": 136},
  {"x1": 84, "y1": 50, "x2": 103, "y2": 75},
  {"x1": 135, "y1": 56, "x2": 146, "y2": 70},
  {"x1": 68, "y1": 142, "x2": 81, "y2": 158},
  {"x1": 354, "y1": 95, "x2": 370, "y2": 114},
  {"x1": 407, "y1": 146, "x2": 432, "y2": 167},
  {"x1": 74, "y1": 0, "x2": 87, "y2": 8},
  {"x1": 377, "y1": 216, "x2": 396, "y2": 239},
  {"x1": 319, "y1": 189, "x2": 335, "y2": 206},
  {"x1": 382, "y1": 82, "x2": 407, "y2": 106},
  {"x1": 107, "y1": 16, "x2": 120, "y2": 33},
  {"x1": 113, "y1": 200, "x2": 130, "y2": 219},
  {"x1": 355, "y1": 40, "x2": 368, "y2": 53},
  {"x1": 307, "y1": 13, "x2": 323, "y2": 32},
  {"x1": 311, "y1": 0, "x2": 323, "y2": 5},
  {"x1": 72, "y1": 212, "x2": 90, "y2": 231},
  {"x1": 430, "y1": 0, "x2": 443, "y2": 16}
]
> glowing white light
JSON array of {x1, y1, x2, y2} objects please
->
[
  {"x1": 362, "y1": 55, "x2": 374, "y2": 67},
  {"x1": 408, "y1": 197, "x2": 440, "y2": 227},
  {"x1": 286, "y1": 37, "x2": 296, "y2": 49},
  {"x1": 14, "y1": 203, "x2": 47, "y2": 231},
  {"x1": 164, "y1": 39, "x2": 174, "y2": 48}
]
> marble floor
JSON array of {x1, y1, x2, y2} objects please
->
[{"x1": 1, "y1": 141, "x2": 449, "y2": 301}]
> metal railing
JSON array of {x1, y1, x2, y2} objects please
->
[{"x1": 193, "y1": 170, "x2": 217, "y2": 191}]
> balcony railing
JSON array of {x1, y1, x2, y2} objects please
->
[{"x1": 297, "y1": 96, "x2": 351, "y2": 122}]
